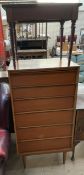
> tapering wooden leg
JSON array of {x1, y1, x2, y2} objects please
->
[
  {"x1": 63, "y1": 152, "x2": 67, "y2": 164},
  {"x1": 71, "y1": 147, "x2": 75, "y2": 161},
  {"x1": 22, "y1": 156, "x2": 26, "y2": 168}
]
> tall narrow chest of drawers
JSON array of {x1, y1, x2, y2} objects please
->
[{"x1": 8, "y1": 58, "x2": 79, "y2": 166}]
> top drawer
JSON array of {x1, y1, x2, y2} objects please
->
[{"x1": 9, "y1": 70, "x2": 77, "y2": 87}]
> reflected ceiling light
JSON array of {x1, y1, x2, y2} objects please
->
[
  {"x1": 37, "y1": 0, "x2": 79, "y2": 3},
  {"x1": 0, "y1": 0, "x2": 80, "y2": 3}
]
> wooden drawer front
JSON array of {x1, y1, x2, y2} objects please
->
[
  {"x1": 76, "y1": 110, "x2": 84, "y2": 141},
  {"x1": 77, "y1": 118, "x2": 84, "y2": 129},
  {"x1": 12, "y1": 85, "x2": 75, "y2": 99},
  {"x1": 10, "y1": 71, "x2": 77, "y2": 87},
  {"x1": 14, "y1": 97, "x2": 74, "y2": 113},
  {"x1": 78, "y1": 110, "x2": 84, "y2": 119},
  {"x1": 17, "y1": 138, "x2": 72, "y2": 154},
  {"x1": 76, "y1": 132, "x2": 84, "y2": 140},
  {"x1": 15, "y1": 110, "x2": 74, "y2": 128},
  {"x1": 16, "y1": 125, "x2": 72, "y2": 141}
]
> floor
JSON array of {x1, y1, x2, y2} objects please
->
[{"x1": 5, "y1": 134, "x2": 84, "y2": 175}]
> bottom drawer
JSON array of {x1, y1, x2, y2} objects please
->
[{"x1": 17, "y1": 138, "x2": 72, "y2": 154}]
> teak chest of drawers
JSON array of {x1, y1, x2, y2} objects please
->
[{"x1": 8, "y1": 58, "x2": 79, "y2": 167}]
